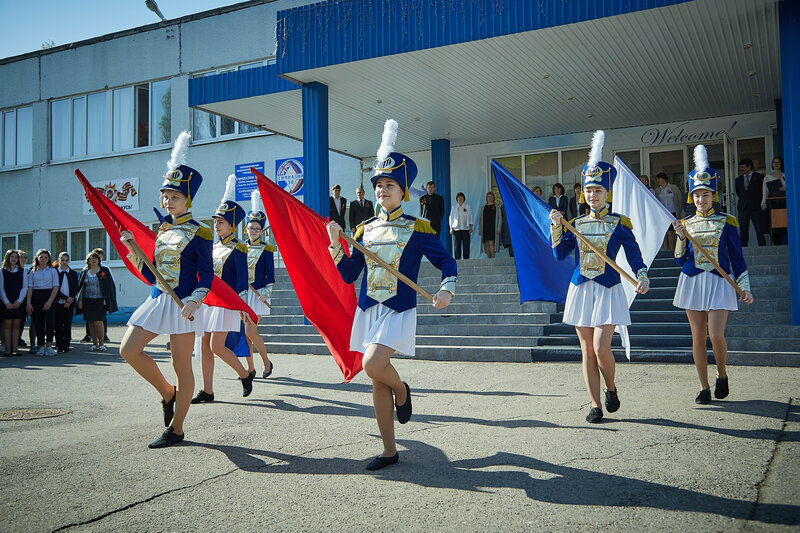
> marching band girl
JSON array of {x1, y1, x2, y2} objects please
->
[
  {"x1": 191, "y1": 175, "x2": 256, "y2": 404},
  {"x1": 243, "y1": 190, "x2": 275, "y2": 378},
  {"x1": 119, "y1": 131, "x2": 212, "y2": 448},
  {"x1": 549, "y1": 131, "x2": 650, "y2": 424},
  {"x1": 672, "y1": 145, "x2": 754, "y2": 404},
  {"x1": 326, "y1": 119, "x2": 457, "y2": 470}
]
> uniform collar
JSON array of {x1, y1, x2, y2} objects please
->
[
  {"x1": 696, "y1": 207, "x2": 715, "y2": 218},
  {"x1": 166, "y1": 212, "x2": 193, "y2": 225},
  {"x1": 248, "y1": 237, "x2": 261, "y2": 246},
  {"x1": 589, "y1": 205, "x2": 609, "y2": 219},
  {"x1": 379, "y1": 205, "x2": 403, "y2": 221},
  {"x1": 220, "y1": 233, "x2": 236, "y2": 245}
]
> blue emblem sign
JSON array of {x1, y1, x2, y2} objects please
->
[
  {"x1": 275, "y1": 157, "x2": 304, "y2": 199},
  {"x1": 234, "y1": 162, "x2": 265, "y2": 202}
]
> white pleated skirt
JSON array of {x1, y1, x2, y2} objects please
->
[
  {"x1": 350, "y1": 303, "x2": 417, "y2": 357},
  {"x1": 202, "y1": 305, "x2": 242, "y2": 332},
  {"x1": 673, "y1": 271, "x2": 738, "y2": 311},
  {"x1": 562, "y1": 281, "x2": 631, "y2": 327},
  {"x1": 128, "y1": 293, "x2": 203, "y2": 335},
  {"x1": 247, "y1": 290, "x2": 271, "y2": 316}
]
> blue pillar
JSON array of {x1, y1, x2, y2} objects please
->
[
  {"x1": 431, "y1": 139, "x2": 452, "y2": 252},
  {"x1": 301, "y1": 82, "x2": 329, "y2": 217},
  {"x1": 779, "y1": 1, "x2": 800, "y2": 324}
]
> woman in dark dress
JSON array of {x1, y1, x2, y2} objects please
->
[
  {"x1": 2, "y1": 250, "x2": 28, "y2": 355},
  {"x1": 478, "y1": 192, "x2": 501, "y2": 258},
  {"x1": 76, "y1": 251, "x2": 117, "y2": 352}
]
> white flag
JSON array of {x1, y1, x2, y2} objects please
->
[{"x1": 612, "y1": 156, "x2": 675, "y2": 359}]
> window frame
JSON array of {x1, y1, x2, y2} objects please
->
[
  {"x1": 190, "y1": 59, "x2": 275, "y2": 143},
  {"x1": 488, "y1": 144, "x2": 591, "y2": 200},
  {"x1": 49, "y1": 78, "x2": 172, "y2": 163},
  {"x1": 0, "y1": 105, "x2": 33, "y2": 169}
]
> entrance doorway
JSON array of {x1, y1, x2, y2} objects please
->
[{"x1": 644, "y1": 143, "x2": 729, "y2": 212}]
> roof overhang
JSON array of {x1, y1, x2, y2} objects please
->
[{"x1": 190, "y1": 0, "x2": 781, "y2": 159}]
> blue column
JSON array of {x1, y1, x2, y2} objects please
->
[
  {"x1": 431, "y1": 139, "x2": 452, "y2": 252},
  {"x1": 779, "y1": 1, "x2": 800, "y2": 324},
  {"x1": 301, "y1": 82, "x2": 329, "y2": 217}
]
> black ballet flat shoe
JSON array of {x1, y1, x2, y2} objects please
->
[
  {"x1": 162, "y1": 386, "x2": 176, "y2": 427},
  {"x1": 263, "y1": 361, "x2": 273, "y2": 379},
  {"x1": 148, "y1": 426, "x2": 184, "y2": 449},
  {"x1": 695, "y1": 389, "x2": 712, "y2": 404},
  {"x1": 714, "y1": 377, "x2": 729, "y2": 399},
  {"x1": 605, "y1": 388, "x2": 620, "y2": 413},
  {"x1": 395, "y1": 382, "x2": 412, "y2": 424},
  {"x1": 241, "y1": 372, "x2": 255, "y2": 397},
  {"x1": 586, "y1": 407, "x2": 603, "y2": 423},
  {"x1": 191, "y1": 390, "x2": 214, "y2": 404},
  {"x1": 365, "y1": 452, "x2": 399, "y2": 471}
]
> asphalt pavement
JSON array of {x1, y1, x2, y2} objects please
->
[{"x1": 1, "y1": 325, "x2": 798, "y2": 532}]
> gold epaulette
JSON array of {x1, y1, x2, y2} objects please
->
[
  {"x1": 569, "y1": 217, "x2": 577, "y2": 225},
  {"x1": 414, "y1": 218, "x2": 436, "y2": 234},
  {"x1": 195, "y1": 226, "x2": 213, "y2": 240},
  {"x1": 235, "y1": 242, "x2": 248, "y2": 254},
  {"x1": 619, "y1": 215, "x2": 633, "y2": 229},
  {"x1": 354, "y1": 217, "x2": 376, "y2": 240},
  {"x1": 725, "y1": 214, "x2": 739, "y2": 228},
  {"x1": 264, "y1": 244, "x2": 276, "y2": 252}
]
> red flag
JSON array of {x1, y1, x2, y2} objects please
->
[
  {"x1": 75, "y1": 168, "x2": 257, "y2": 322},
  {"x1": 252, "y1": 168, "x2": 363, "y2": 382}
]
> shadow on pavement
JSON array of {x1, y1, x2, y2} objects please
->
[
  {"x1": 213, "y1": 391, "x2": 614, "y2": 431},
  {"x1": 268, "y1": 376, "x2": 559, "y2": 398},
  {"x1": 189, "y1": 439, "x2": 800, "y2": 526}
]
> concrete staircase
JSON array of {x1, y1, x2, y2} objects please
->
[
  {"x1": 259, "y1": 257, "x2": 555, "y2": 362},
  {"x1": 530, "y1": 247, "x2": 800, "y2": 365},
  {"x1": 260, "y1": 247, "x2": 800, "y2": 366}
]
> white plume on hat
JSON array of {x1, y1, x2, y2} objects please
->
[
  {"x1": 222, "y1": 174, "x2": 237, "y2": 203},
  {"x1": 166, "y1": 131, "x2": 191, "y2": 172},
  {"x1": 587, "y1": 130, "x2": 605, "y2": 168},
  {"x1": 250, "y1": 189, "x2": 262, "y2": 214},
  {"x1": 376, "y1": 119, "x2": 398, "y2": 161},
  {"x1": 693, "y1": 145, "x2": 709, "y2": 174}
]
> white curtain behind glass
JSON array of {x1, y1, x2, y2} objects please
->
[
  {"x1": 113, "y1": 87, "x2": 133, "y2": 151},
  {"x1": 15, "y1": 107, "x2": 32, "y2": 165},
  {"x1": 87, "y1": 93, "x2": 106, "y2": 155},
  {"x1": 51, "y1": 101, "x2": 70, "y2": 160},
  {"x1": 3, "y1": 112, "x2": 15, "y2": 165},
  {"x1": 72, "y1": 97, "x2": 86, "y2": 156}
]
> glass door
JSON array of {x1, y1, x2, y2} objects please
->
[{"x1": 645, "y1": 147, "x2": 687, "y2": 193}]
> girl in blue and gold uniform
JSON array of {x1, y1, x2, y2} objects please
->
[
  {"x1": 243, "y1": 190, "x2": 275, "y2": 378},
  {"x1": 326, "y1": 119, "x2": 457, "y2": 470},
  {"x1": 672, "y1": 145, "x2": 754, "y2": 404},
  {"x1": 192, "y1": 175, "x2": 255, "y2": 403},
  {"x1": 549, "y1": 131, "x2": 650, "y2": 424},
  {"x1": 120, "y1": 131, "x2": 213, "y2": 448}
]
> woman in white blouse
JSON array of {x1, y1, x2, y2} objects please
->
[
  {"x1": 761, "y1": 156, "x2": 786, "y2": 245},
  {"x1": 25, "y1": 249, "x2": 59, "y2": 356},
  {"x1": 448, "y1": 192, "x2": 473, "y2": 259}
]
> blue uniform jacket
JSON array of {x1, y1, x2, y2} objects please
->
[
  {"x1": 215, "y1": 234, "x2": 248, "y2": 299},
  {"x1": 135, "y1": 212, "x2": 214, "y2": 303},
  {"x1": 674, "y1": 210, "x2": 750, "y2": 291},
  {"x1": 332, "y1": 211, "x2": 457, "y2": 313},
  {"x1": 248, "y1": 240, "x2": 275, "y2": 291},
  {"x1": 552, "y1": 209, "x2": 648, "y2": 288}
]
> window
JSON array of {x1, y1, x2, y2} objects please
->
[
  {"x1": 490, "y1": 146, "x2": 589, "y2": 199},
  {"x1": 1, "y1": 106, "x2": 32, "y2": 167},
  {"x1": 192, "y1": 61, "x2": 271, "y2": 141},
  {"x1": 50, "y1": 79, "x2": 171, "y2": 161},
  {"x1": 615, "y1": 150, "x2": 641, "y2": 176},
  {"x1": 1, "y1": 234, "x2": 34, "y2": 257},
  {"x1": 49, "y1": 228, "x2": 122, "y2": 264},
  {"x1": 737, "y1": 137, "x2": 767, "y2": 174}
]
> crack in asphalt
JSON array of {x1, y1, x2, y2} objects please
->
[{"x1": 746, "y1": 397, "x2": 795, "y2": 525}]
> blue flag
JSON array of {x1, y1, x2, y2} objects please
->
[{"x1": 491, "y1": 160, "x2": 573, "y2": 304}]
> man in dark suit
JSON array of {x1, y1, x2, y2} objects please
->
[
  {"x1": 734, "y1": 158, "x2": 766, "y2": 246},
  {"x1": 329, "y1": 184, "x2": 347, "y2": 231},
  {"x1": 349, "y1": 186, "x2": 373, "y2": 230},
  {"x1": 419, "y1": 181, "x2": 445, "y2": 236},
  {"x1": 54, "y1": 252, "x2": 79, "y2": 352}
]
